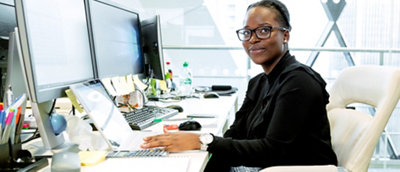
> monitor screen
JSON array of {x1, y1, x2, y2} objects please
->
[
  {"x1": 15, "y1": 0, "x2": 94, "y2": 103},
  {"x1": 141, "y1": 15, "x2": 165, "y2": 80},
  {"x1": 86, "y1": 0, "x2": 144, "y2": 79}
]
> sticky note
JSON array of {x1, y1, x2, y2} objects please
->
[
  {"x1": 119, "y1": 76, "x2": 131, "y2": 95},
  {"x1": 111, "y1": 77, "x2": 123, "y2": 95},
  {"x1": 101, "y1": 78, "x2": 118, "y2": 96},
  {"x1": 132, "y1": 74, "x2": 147, "y2": 91},
  {"x1": 126, "y1": 74, "x2": 135, "y2": 92},
  {"x1": 159, "y1": 80, "x2": 168, "y2": 91},
  {"x1": 65, "y1": 89, "x2": 84, "y2": 113},
  {"x1": 110, "y1": 76, "x2": 130, "y2": 96}
]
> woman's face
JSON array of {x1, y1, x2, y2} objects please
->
[{"x1": 242, "y1": 6, "x2": 289, "y2": 66}]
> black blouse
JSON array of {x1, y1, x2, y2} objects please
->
[{"x1": 204, "y1": 51, "x2": 338, "y2": 171}]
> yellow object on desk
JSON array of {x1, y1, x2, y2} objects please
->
[
  {"x1": 65, "y1": 89, "x2": 84, "y2": 113},
  {"x1": 79, "y1": 151, "x2": 107, "y2": 166},
  {"x1": 159, "y1": 80, "x2": 168, "y2": 91}
]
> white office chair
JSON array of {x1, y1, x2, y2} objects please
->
[{"x1": 260, "y1": 65, "x2": 400, "y2": 172}]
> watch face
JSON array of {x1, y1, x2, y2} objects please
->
[
  {"x1": 200, "y1": 134, "x2": 213, "y2": 151},
  {"x1": 201, "y1": 134, "x2": 213, "y2": 144}
]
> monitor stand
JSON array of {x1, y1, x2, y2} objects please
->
[{"x1": 31, "y1": 101, "x2": 65, "y2": 150}]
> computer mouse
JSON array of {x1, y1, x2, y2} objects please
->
[
  {"x1": 51, "y1": 151, "x2": 81, "y2": 172},
  {"x1": 166, "y1": 104, "x2": 184, "y2": 112},
  {"x1": 179, "y1": 120, "x2": 202, "y2": 131},
  {"x1": 203, "y1": 92, "x2": 220, "y2": 98}
]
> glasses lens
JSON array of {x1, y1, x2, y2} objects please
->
[
  {"x1": 256, "y1": 27, "x2": 271, "y2": 39},
  {"x1": 237, "y1": 29, "x2": 251, "y2": 41}
]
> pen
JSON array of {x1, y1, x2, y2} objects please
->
[
  {"x1": 0, "y1": 103, "x2": 4, "y2": 139},
  {"x1": 9, "y1": 94, "x2": 26, "y2": 109},
  {"x1": 0, "y1": 120, "x2": 2, "y2": 140},
  {"x1": 1, "y1": 110, "x2": 14, "y2": 144},
  {"x1": 6, "y1": 86, "x2": 13, "y2": 108},
  {"x1": 14, "y1": 107, "x2": 24, "y2": 143},
  {"x1": 15, "y1": 106, "x2": 21, "y2": 125},
  {"x1": 0, "y1": 103, "x2": 4, "y2": 129},
  {"x1": 9, "y1": 109, "x2": 17, "y2": 144}
]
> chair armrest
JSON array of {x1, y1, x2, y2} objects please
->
[{"x1": 260, "y1": 165, "x2": 338, "y2": 172}]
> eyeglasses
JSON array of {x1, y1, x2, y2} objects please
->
[{"x1": 236, "y1": 26, "x2": 287, "y2": 41}]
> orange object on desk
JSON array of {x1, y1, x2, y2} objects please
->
[{"x1": 163, "y1": 124, "x2": 178, "y2": 133}]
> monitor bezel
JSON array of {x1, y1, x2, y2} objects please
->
[
  {"x1": 85, "y1": 0, "x2": 145, "y2": 79},
  {"x1": 141, "y1": 14, "x2": 165, "y2": 81},
  {"x1": 15, "y1": 0, "x2": 95, "y2": 103}
]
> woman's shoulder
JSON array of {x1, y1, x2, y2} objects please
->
[{"x1": 282, "y1": 62, "x2": 325, "y2": 84}]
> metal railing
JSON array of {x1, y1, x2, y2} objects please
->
[
  {"x1": 164, "y1": 45, "x2": 400, "y2": 64},
  {"x1": 164, "y1": 45, "x2": 400, "y2": 53}
]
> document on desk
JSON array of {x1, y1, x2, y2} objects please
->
[{"x1": 82, "y1": 156, "x2": 190, "y2": 172}]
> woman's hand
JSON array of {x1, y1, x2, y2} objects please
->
[{"x1": 141, "y1": 132, "x2": 201, "y2": 152}]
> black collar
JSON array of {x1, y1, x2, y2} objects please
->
[{"x1": 266, "y1": 51, "x2": 293, "y2": 85}]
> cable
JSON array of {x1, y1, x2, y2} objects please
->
[
  {"x1": 135, "y1": 85, "x2": 148, "y2": 105},
  {"x1": 143, "y1": 76, "x2": 151, "y2": 91},
  {"x1": 72, "y1": 105, "x2": 75, "y2": 115},
  {"x1": 48, "y1": 99, "x2": 57, "y2": 116},
  {"x1": 21, "y1": 128, "x2": 40, "y2": 144}
]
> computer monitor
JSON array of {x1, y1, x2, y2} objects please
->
[
  {"x1": 2, "y1": 30, "x2": 29, "y2": 145},
  {"x1": 15, "y1": 0, "x2": 94, "y2": 149},
  {"x1": 141, "y1": 15, "x2": 166, "y2": 80},
  {"x1": 85, "y1": 0, "x2": 144, "y2": 79},
  {"x1": 4, "y1": 30, "x2": 27, "y2": 110}
]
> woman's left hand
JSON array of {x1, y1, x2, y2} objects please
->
[{"x1": 141, "y1": 132, "x2": 201, "y2": 152}]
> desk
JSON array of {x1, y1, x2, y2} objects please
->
[
  {"x1": 23, "y1": 93, "x2": 238, "y2": 172},
  {"x1": 146, "y1": 93, "x2": 238, "y2": 136}
]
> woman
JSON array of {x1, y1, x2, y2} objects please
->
[{"x1": 141, "y1": 0, "x2": 338, "y2": 171}]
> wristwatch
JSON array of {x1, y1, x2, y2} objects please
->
[{"x1": 199, "y1": 133, "x2": 214, "y2": 151}]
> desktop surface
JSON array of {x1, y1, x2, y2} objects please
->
[{"x1": 22, "y1": 93, "x2": 238, "y2": 172}]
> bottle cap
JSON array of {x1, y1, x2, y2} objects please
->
[
  {"x1": 183, "y1": 61, "x2": 189, "y2": 67},
  {"x1": 165, "y1": 72, "x2": 172, "y2": 79}
]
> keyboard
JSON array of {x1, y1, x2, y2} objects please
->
[
  {"x1": 123, "y1": 106, "x2": 179, "y2": 130},
  {"x1": 106, "y1": 148, "x2": 168, "y2": 158}
]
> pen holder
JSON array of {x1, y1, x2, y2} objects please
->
[
  {"x1": 0, "y1": 139, "x2": 35, "y2": 171},
  {"x1": 0, "y1": 139, "x2": 14, "y2": 168}
]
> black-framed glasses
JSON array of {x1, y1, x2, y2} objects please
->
[{"x1": 236, "y1": 26, "x2": 287, "y2": 41}]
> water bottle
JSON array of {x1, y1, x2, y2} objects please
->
[
  {"x1": 165, "y1": 61, "x2": 173, "y2": 91},
  {"x1": 180, "y1": 61, "x2": 193, "y2": 97}
]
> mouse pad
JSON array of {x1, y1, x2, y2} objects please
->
[{"x1": 70, "y1": 80, "x2": 156, "y2": 151}]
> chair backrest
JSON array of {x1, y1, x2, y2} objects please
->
[{"x1": 327, "y1": 65, "x2": 400, "y2": 172}]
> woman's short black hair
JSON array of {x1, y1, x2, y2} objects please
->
[{"x1": 247, "y1": 0, "x2": 292, "y2": 31}]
